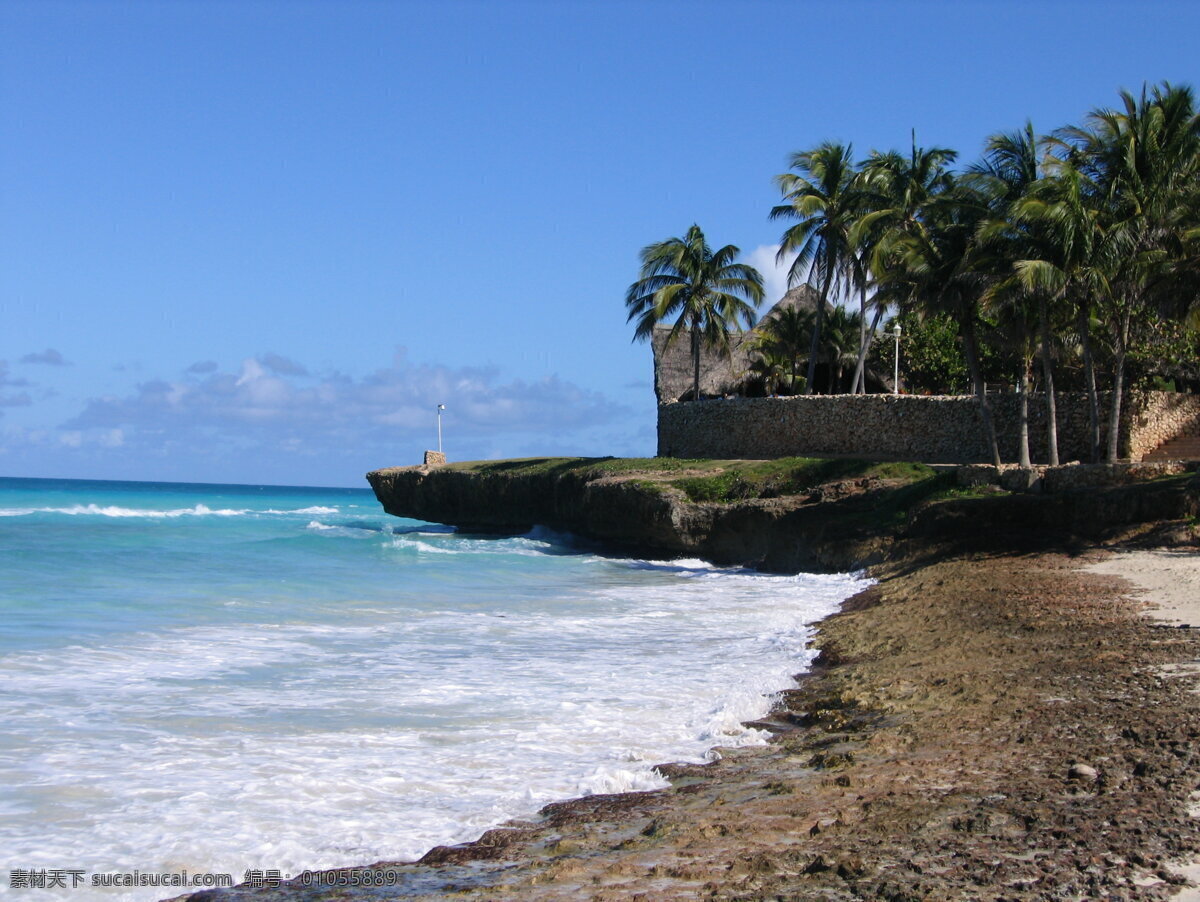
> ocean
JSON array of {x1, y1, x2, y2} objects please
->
[{"x1": 0, "y1": 476, "x2": 870, "y2": 900}]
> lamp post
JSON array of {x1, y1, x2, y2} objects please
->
[
  {"x1": 436, "y1": 404, "x2": 445, "y2": 454},
  {"x1": 892, "y1": 323, "x2": 902, "y2": 396}
]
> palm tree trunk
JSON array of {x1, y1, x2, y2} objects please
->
[
  {"x1": 691, "y1": 323, "x2": 701, "y2": 402},
  {"x1": 1077, "y1": 300, "x2": 1100, "y2": 463},
  {"x1": 851, "y1": 303, "x2": 886, "y2": 394},
  {"x1": 961, "y1": 316, "x2": 1002, "y2": 467},
  {"x1": 806, "y1": 264, "x2": 835, "y2": 394},
  {"x1": 1105, "y1": 309, "x2": 1131, "y2": 463},
  {"x1": 1018, "y1": 359, "x2": 1031, "y2": 469},
  {"x1": 853, "y1": 283, "x2": 867, "y2": 394},
  {"x1": 1038, "y1": 294, "x2": 1059, "y2": 466}
]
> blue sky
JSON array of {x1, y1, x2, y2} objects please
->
[{"x1": 2, "y1": 0, "x2": 1197, "y2": 487}]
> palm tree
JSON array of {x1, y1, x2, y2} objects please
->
[
  {"x1": 625, "y1": 224, "x2": 764, "y2": 402},
  {"x1": 850, "y1": 136, "x2": 958, "y2": 393},
  {"x1": 1010, "y1": 159, "x2": 1113, "y2": 462},
  {"x1": 770, "y1": 143, "x2": 865, "y2": 394},
  {"x1": 971, "y1": 122, "x2": 1063, "y2": 466},
  {"x1": 746, "y1": 347, "x2": 790, "y2": 396},
  {"x1": 1053, "y1": 82, "x2": 1200, "y2": 461},
  {"x1": 753, "y1": 305, "x2": 814, "y2": 395},
  {"x1": 882, "y1": 179, "x2": 1003, "y2": 465},
  {"x1": 822, "y1": 304, "x2": 863, "y2": 393},
  {"x1": 986, "y1": 281, "x2": 1039, "y2": 467}
]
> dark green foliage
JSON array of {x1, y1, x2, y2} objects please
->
[{"x1": 870, "y1": 310, "x2": 1012, "y2": 394}]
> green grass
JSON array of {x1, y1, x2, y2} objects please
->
[
  {"x1": 445, "y1": 456, "x2": 714, "y2": 478},
  {"x1": 850, "y1": 471, "x2": 972, "y2": 529},
  {"x1": 440, "y1": 455, "x2": 943, "y2": 507},
  {"x1": 668, "y1": 457, "x2": 937, "y2": 504},
  {"x1": 430, "y1": 455, "x2": 1047, "y2": 533}
]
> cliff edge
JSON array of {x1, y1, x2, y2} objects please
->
[{"x1": 366, "y1": 458, "x2": 1200, "y2": 573}]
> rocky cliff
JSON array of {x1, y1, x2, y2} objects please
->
[{"x1": 366, "y1": 459, "x2": 1200, "y2": 573}]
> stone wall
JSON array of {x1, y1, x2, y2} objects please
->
[
  {"x1": 1127, "y1": 392, "x2": 1200, "y2": 459},
  {"x1": 657, "y1": 391, "x2": 1200, "y2": 464},
  {"x1": 957, "y1": 461, "x2": 1195, "y2": 493}
]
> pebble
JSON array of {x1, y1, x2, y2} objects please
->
[{"x1": 1068, "y1": 763, "x2": 1099, "y2": 781}]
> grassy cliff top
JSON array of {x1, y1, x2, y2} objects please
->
[{"x1": 432, "y1": 456, "x2": 940, "y2": 504}]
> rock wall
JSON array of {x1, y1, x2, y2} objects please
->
[
  {"x1": 658, "y1": 391, "x2": 1200, "y2": 464},
  {"x1": 1127, "y1": 392, "x2": 1200, "y2": 459},
  {"x1": 957, "y1": 461, "x2": 1194, "y2": 493}
]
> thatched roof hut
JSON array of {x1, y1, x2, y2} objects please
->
[{"x1": 651, "y1": 285, "x2": 821, "y2": 403}]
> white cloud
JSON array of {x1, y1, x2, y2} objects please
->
[
  {"x1": 60, "y1": 353, "x2": 631, "y2": 466},
  {"x1": 744, "y1": 244, "x2": 803, "y2": 311}
]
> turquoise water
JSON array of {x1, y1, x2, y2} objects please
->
[{"x1": 0, "y1": 477, "x2": 869, "y2": 900}]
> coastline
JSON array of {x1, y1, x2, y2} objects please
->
[
  {"x1": 173, "y1": 542, "x2": 1200, "y2": 901},
  {"x1": 168, "y1": 466, "x2": 1200, "y2": 901}
]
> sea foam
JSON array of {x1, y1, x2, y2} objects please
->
[
  {"x1": 0, "y1": 479, "x2": 869, "y2": 902},
  {"x1": 0, "y1": 503, "x2": 338, "y2": 518}
]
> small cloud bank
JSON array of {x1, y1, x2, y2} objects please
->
[
  {"x1": 18, "y1": 351, "x2": 637, "y2": 484},
  {"x1": 0, "y1": 362, "x2": 33, "y2": 415},
  {"x1": 259, "y1": 353, "x2": 308, "y2": 376},
  {"x1": 20, "y1": 348, "x2": 70, "y2": 366},
  {"x1": 1, "y1": 362, "x2": 31, "y2": 389}
]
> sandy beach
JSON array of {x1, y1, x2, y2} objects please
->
[
  {"x1": 1084, "y1": 548, "x2": 1200, "y2": 897},
  {"x1": 1084, "y1": 549, "x2": 1200, "y2": 627}
]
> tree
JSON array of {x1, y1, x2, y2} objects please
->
[
  {"x1": 746, "y1": 347, "x2": 790, "y2": 396},
  {"x1": 771, "y1": 143, "x2": 865, "y2": 394},
  {"x1": 625, "y1": 224, "x2": 764, "y2": 402},
  {"x1": 822, "y1": 304, "x2": 863, "y2": 393},
  {"x1": 972, "y1": 122, "x2": 1063, "y2": 466},
  {"x1": 1010, "y1": 158, "x2": 1113, "y2": 462},
  {"x1": 985, "y1": 281, "x2": 1040, "y2": 467},
  {"x1": 850, "y1": 137, "x2": 958, "y2": 393},
  {"x1": 752, "y1": 305, "x2": 814, "y2": 395},
  {"x1": 1054, "y1": 82, "x2": 1200, "y2": 461},
  {"x1": 881, "y1": 179, "x2": 1003, "y2": 465},
  {"x1": 874, "y1": 309, "x2": 994, "y2": 395}
]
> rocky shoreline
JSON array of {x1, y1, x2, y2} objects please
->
[
  {"x1": 364, "y1": 459, "x2": 1199, "y2": 572},
  {"x1": 174, "y1": 465, "x2": 1200, "y2": 901}
]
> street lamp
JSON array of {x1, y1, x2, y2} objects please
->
[
  {"x1": 892, "y1": 323, "x2": 902, "y2": 395},
  {"x1": 436, "y1": 404, "x2": 446, "y2": 454}
]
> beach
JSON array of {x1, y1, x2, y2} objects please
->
[
  {"x1": 1084, "y1": 548, "x2": 1200, "y2": 899},
  {"x1": 1085, "y1": 549, "x2": 1200, "y2": 627},
  {"x1": 172, "y1": 540, "x2": 1200, "y2": 900}
]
